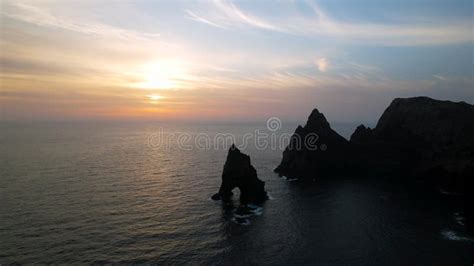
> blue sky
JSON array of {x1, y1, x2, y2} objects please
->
[{"x1": 1, "y1": 0, "x2": 473, "y2": 122}]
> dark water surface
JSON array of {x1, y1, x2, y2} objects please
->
[{"x1": 1, "y1": 122, "x2": 473, "y2": 264}]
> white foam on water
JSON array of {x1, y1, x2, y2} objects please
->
[
  {"x1": 281, "y1": 175, "x2": 300, "y2": 182},
  {"x1": 230, "y1": 203, "x2": 265, "y2": 225},
  {"x1": 231, "y1": 217, "x2": 251, "y2": 226},
  {"x1": 439, "y1": 189, "x2": 463, "y2": 196},
  {"x1": 247, "y1": 204, "x2": 259, "y2": 209},
  {"x1": 249, "y1": 207, "x2": 263, "y2": 216},
  {"x1": 233, "y1": 213, "x2": 251, "y2": 219},
  {"x1": 454, "y1": 212, "x2": 466, "y2": 226},
  {"x1": 441, "y1": 230, "x2": 474, "y2": 242}
]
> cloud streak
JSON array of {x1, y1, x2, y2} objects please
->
[
  {"x1": 1, "y1": 0, "x2": 472, "y2": 122},
  {"x1": 186, "y1": 10, "x2": 229, "y2": 29},
  {"x1": 2, "y1": 2, "x2": 161, "y2": 42},
  {"x1": 186, "y1": 0, "x2": 282, "y2": 31},
  {"x1": 186, "y1": 0, "x2": 473, "y2": 46}
]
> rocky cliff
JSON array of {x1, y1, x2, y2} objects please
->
[
  {"x1": 212, "y1": 145, "x2": 268, "y2": 204},
  {"x1": 354, "y1": 97, "x2": 474, "y2": 189},
  {"x1": 274, "y1": 109, "x2": 351, "y2": 180},
  {"x1": 355, "y1": 97, "x2": 474, "y2": 230},
  {"x1": 276, "y1": 97, "x2": 474, "y2": 188},
  {"x1": 275, "y1": 96, "x2": 474, "y2": 229}
]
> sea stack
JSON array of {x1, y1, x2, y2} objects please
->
[
  {"x1": 274, "y1": 108, "x2": 350, "y2": 180},
  {"x1": 212, "y1": 145, "x2": 268, "y2": 204}
]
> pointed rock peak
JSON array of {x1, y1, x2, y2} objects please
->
[
  {"x1": 275, "y1": 106, "x2": 349, "y2": 179},
  {"x1": 353, "y1": 124, "x2": 369, "y2": 133},
  {"x1": 309, "y1": 108, "x2": 323, "y2": 116},
  {"x1": 350, "y1": 124, "x2": 372, "y2": 142},
  {"x1": 229, "y1": 143, "x2": 238, "y2": 151},
  {"x1": 305, "y1": 108, "x2": 330, "y2": 130},
  {"x1": 228, "y1": 144, "x2": 243, "y2": 157},
  {"x1": 226, "y1": 144, "x2": 250, "y2": 164}
]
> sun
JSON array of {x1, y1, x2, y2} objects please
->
[
  {"x1": 147, "y1": 94, "x2": 164, "y2": 104},
  {"x1": 134, "y1": 61, "x2": 185, "y2": 90},
  {"x1": 142, "y1": 75, "x2": 175, "y2": 89},
  {"x1": 147, "y1": 94, "x2": 163, "y2": 101}
]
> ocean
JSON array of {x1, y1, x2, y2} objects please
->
[{"x1": 1, "y1": 121, "x2": 473, "y2": 264}]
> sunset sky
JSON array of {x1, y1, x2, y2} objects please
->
[{"x1": 1, "y1": 0, "x2": 473, "y2": 122}]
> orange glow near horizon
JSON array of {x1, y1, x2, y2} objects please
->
[{"x1": 1, "y1": 1, "x2": 472, "y2": 122}]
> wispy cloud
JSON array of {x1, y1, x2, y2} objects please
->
[
  {"x1": 186, "y1": 10, "x2": 228, "y2": 29},
  {"x1": 2, "y1": 2, "x2": 161, "y2": 42},
  {"x1": 186, "y1": 0, "x2": 473, "y2": 46},
  {"x1": 1, "y1": 0, "x2": 472, "y2": 121},
  {"x1": 186, "y1": 0, "x2": 282, "y2": 31},
  {"x1": 303, "y1": 2, "x2": 473, "y2": 46}
]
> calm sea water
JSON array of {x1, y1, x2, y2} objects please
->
[{"x1": 1, "y1": 121, "x2": 473, "y2": 264}]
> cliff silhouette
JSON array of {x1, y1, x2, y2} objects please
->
[
  {"x1": 275, "y1": 96, "x2": 474, "y2": 229},
  {"x1": 212, "y1": 144, "x2": 268, "y2": 204}
]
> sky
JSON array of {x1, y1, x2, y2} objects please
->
[{"x1": 0, "y1": 0, "x2": 473, "y2": 123}]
